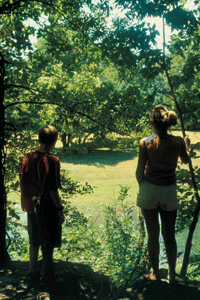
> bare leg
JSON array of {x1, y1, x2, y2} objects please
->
[
  {"x1": 159, "y1": 209, "x2": 177, "y2": 282},
  {"x1": 29, "y1": 246, "x2": 39, "y2": 273},
  {"x1": 41, "y1": 246, "x2": 56, "y2": 283},
  {"x1": 142, "y1": 208, "x2": 160, "y2": 280}
]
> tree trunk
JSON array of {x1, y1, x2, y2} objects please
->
[
  {"x1": 161, "y1": 20, "x2": 200, "y2": 277},
  {"x1": 180, "y1": 203, "x2": 200, "y2": 277},
  {"x1": 61, "y1": 132, "x2": 67, "y2": 148},
  {"x1": 0, "y1": 53, "x2": 10, "y2": 267},
  {"x1": 163, "y1": 63, "x2": 200, "y2": 278},
  {"x1": 67, "y1": 133, "x2": 71, "y2": 147}
]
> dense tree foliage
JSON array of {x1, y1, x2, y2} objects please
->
[
  {"x1": 110, "y1": 0, "x2": 200, "y2": 277},
  {"x1": 0, "y1": 0, "x2": 103, "y2": 266}
]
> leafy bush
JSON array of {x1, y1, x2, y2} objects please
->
[
  {"x1": 55, "y1": 185, "x2": 147, "y2": 294},
  {"x1": 175, "y1": 140, "x2": 200, "y2": 278},
  {"x1": 98, "y1": 186, "x2": 147, "y2": 289},
  {"x1": 7, "y1": 179, "x2": 147, "y2": 294},
  {"x1": 186, "y1": 252, "x2": 200, "y2": 281},
  {"x1": 176, "y1": 140, "x2": 200, "y2": 234},
  {"x1": 6, "y1": 222, "x2": 29, "y2": 261}
]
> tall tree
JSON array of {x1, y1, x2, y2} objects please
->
[
  {"x1": 107, "y1": 0, "x2": 200, "y2": 277},
  {"x1": 0, "y1": 0, "x2": 96, "y2": 266},
  {"x1": 21, "y1": 9, "x2": 152, "y2": 147},
  {"x1": 0, "y1": 0, "x2": 39, "y2": 266}
]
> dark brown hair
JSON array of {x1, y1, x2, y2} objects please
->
[
  {"x1": 150, "y1": 105, "x2": 177, "y2": 129},
  {"x1": 38, "y1": 125, "x2": 58, "y2": 145}
]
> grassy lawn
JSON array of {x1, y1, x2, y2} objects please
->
[
  {"x1": 59, "y1": 148, "x2": 139, "y2": 224},
  {"x1": 53, "y1": 130, "x2": 200, "y2": 222},
  {"x1": 7, "y1": 130, "x2": 200, "y2": 270},
  {"x1": 8, "y1": 130, "x2": 200, "y2": 226},
  {"x1": 60, "y1": 150, "x2": 138, "y2": 208}
]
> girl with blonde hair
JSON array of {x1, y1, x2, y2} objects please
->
[{"x1": 136, "y1": 105, "x2": 190, "y2": 282}]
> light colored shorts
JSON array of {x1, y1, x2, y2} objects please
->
[{"x1": 137, "y1": 181, "x2": 178, "y2": 211}]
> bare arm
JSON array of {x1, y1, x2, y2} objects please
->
[
  {"x1": 49, "y1": 189, "x2": 62, "y2": 208},
  {"x1": 49, "y1": 189, "x2": 65, "y2": 225},
  {"x1": 180, "y1": 136, "x2": 190, "y2": 164},
  {"x1": 136, "y1": 138, "x2": 147, "y2": 185}
]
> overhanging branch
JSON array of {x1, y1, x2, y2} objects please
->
[
  {"x1": 5, "y1": 84, "x2": 37, "y2": 92},
  {"x1": 0, "y1": 0, "x2": 61, "y2": 15},
  {"x1": 4, "y1": 93, "x2": 126, "y2": 135},
  {"x1": 4, "y1": 101, "x2": 57, "y2": 109}
]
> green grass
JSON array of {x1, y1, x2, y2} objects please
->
[
  {"x1": 53, "y1": 131, "x2": 199, "y2": 213},
  {"x1": 8, "y1": 131, "x2": 200, "y2": 225},
  {"x1": 54, "y1": 130, "x2": 200, "y2": 233},
  {"x1": 56, "y1": 130, "x2": 200, "y2": 210},
  {"x1": 6, "y1": 131, "x2": 200, "y2": 278},
  {"x1": 59, "y1": 149, "x2": 139, "y2": 221}
]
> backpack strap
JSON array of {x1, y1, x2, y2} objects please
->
[{"x1": 32, "y1": 152, "x2": 57, "y2": 209}]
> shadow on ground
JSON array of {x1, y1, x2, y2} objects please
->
[
  {"x1": 59, "y1": 150, "x2": 136, "y2": 167},
  {"x1": 1, "y1": 261, "x2": 200, "y2": 300},
  {"x1": 0, "y1": 260, "x2": 110, "y2": 300},
  {"x1": 125, "y1": 275, "x2": 200, "y2": 300}
]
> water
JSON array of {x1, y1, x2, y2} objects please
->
[
  {"x1": 15, "y1": 203, "x2": 200, "y2": 253},
  {"x1": 8, "y1": 194, "x2": 200, "y2": 274}
]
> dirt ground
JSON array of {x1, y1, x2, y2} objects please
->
[{"x1": 1, "y1": 260, "x2": 200, "y2": 300}]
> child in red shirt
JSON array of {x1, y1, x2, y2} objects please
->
[{"x1": 19, "y1": 125, "x2": 65, "y2": 286}]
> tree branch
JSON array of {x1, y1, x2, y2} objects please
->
[
  {"x1": 161, "y1": 24, "x2": 200, "y2": 278},
  {"x1": 0, "y1": 0, "x2": 61, "y2": 15},
  {"x1": 5, "y1": 84, "x2": 35, "y2": 92},
  {"x1": 4, "y1": 90, "x2": 126, "y2": 135},
  {"x1": 71, "y1": 101, "x2": 97, "y2": 109},
  {"x1": 4, "y1": 101, "x2": 58, "y2": 109}
]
